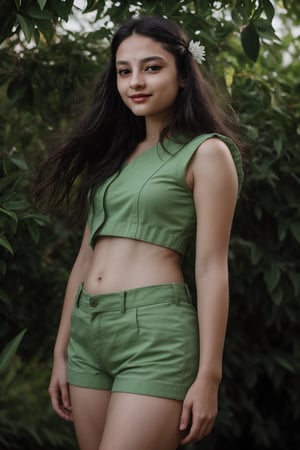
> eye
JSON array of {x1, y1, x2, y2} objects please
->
[
  {"x1": 145, "y1": 65, "x2": 161, "y2": 72},
  {"x1": 118, "y1": 69, "x2": 130, "y2": 76}
]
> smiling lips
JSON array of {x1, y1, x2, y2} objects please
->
[{"x1": 130, "y1": 94, "x2": 151, "y2": 103}]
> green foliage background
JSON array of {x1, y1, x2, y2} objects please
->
[{"x1": 0, "y1": 1, "x2": 299, "y2": 449}]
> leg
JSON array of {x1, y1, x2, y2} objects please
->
[
  {"x1": 99, "y1": 392, "x2": 182, "y2": 450},
  {"x1": 69, "y1": 385, "x2": 111, "y2": 450}
]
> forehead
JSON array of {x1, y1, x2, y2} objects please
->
[{"x1": 116, "y1": 34, "x2": 174, "y2": 63}]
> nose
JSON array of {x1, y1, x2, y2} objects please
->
[{"x1": 129, "y1": 70, "x2": 145, "y2": 89}]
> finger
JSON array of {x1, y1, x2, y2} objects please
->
[
  {"x1": 179, "y1": 401, "x2": 192, "y2": 432},
  {"x1": 180, "y1": 415, "x2": 214, "y2": 445},
  {"x1": 49, "y1": 384, "x2": 73, "y2": 421},
  {"x1": 60, "y1": 381, "x2": 72, "y2": 411}
]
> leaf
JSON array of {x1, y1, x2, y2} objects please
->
[
  {"x1": 37, "y1": 0, "x2": 47, "y2": 9},
  {"x1": 7, "y1": 78, "x2": 28, "y2": 105},
  {"x1": 263, "y1": 264, "x2": 281, "y2": 292},
  {"x1": 16, "y1": 14, "x2": 34, "y2": 42},
  {"x1": 290, "y1": 223, "x2": 300, "y2": 243},
  {"x1": 235, "y1": 0, "x2": 252, "y2": 22},
  {"x1": 241, "y1": 22, "x2": 260, "y2": 62},
  {"x1": 36, "y1": 18, "x2": 55, "y2": 43},
  {"x1": 231, "y1": 7, "x2": 244, "y2": 26},
  {"x1": 0, "y1": 287, "x2": 10, "y2": 305},
  {"x1": 26, "y1": 5, "x2": 54, "y2": 20},
  {"x1": 27, "y1": 221, "x2": 40, "y2": 244},
  {"x1": 273, "y1": 354, "x2": 295, "y2": 373},
  {"x1": 261, "y1": 0, "x2": 275, "y2": 21},
  {"x1": 288, "y1": 272, "x2": 300, "y2": 297},
  {"x1": 84, "y1": 0, "x2": 98, "y2": 12},
  {"x1": 0, "y1": 235, "x2": 14, "y2": 255},
  {"x1": 255, "y1": 18, "x2": 277, "y2": 40},
  {"x1": 0, "y1": 14, "x2": 17, "y2": 45},
  {"x1": 0, "y1": 329, "x2": 27, "y2": 372},
  {"x1": 3, "y1": 199, "x2": 28, "y2": 211},
  {"x1": 0, "y1": 207, "x2": 18, "y2": 222},
  {"x1": 48, "y1": 0, "x2": 74, "y2": 20},
  {"x1": 10, "y1": 156, "x2": 28, "y2": 170}
]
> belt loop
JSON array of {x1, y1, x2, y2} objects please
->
[
  {"x1": 74, "y1": 283, "x2": 83, "y2": 307},
  {"x1": 184, "y1": 284, "x2": 191, "y2": 300},
  {"x1": 172, "y1": 284, "x2": 180, "y2": 305},
  {"x1": 120, "y1": 291, "x2": 126, "y2": 314}
]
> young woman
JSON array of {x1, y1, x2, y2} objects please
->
[{"x1": 37, "y1": 16, "x2": 244, "y2": 450}]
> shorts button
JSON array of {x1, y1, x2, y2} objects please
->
[{"x1": 90, "y1": 299, "x2": 97, "y2": 307}]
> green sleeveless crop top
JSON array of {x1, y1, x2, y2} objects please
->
[{"x1": 88, "y1": 133, "x2": 243, "y2": 254}]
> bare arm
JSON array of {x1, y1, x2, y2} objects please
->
[
  {"x1": 180, "y1": 138, "x2": 239, "y2": 444},
  {"x1": 48, "y1": 223, "x2": 93, "y2": 420}
]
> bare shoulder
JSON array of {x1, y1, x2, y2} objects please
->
[
  {"x1": 192, "y1": 137, "x2": 235, "y2": 166},
  {"x1": 188, "y1": 137, "x2": 238, "y2": 193}
]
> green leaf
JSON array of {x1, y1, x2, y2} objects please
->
[
  {"x1": 235, "y1": 0, "x2": 252, "y2": 22},
  {"x1": 10, "y1": 156, "x2": 28, "y2": 170},
  {"x1": 273, "y1": 354, "x2": 295, "y2": 373},
  {"x1": 26, "y1": 5, "x2": 54, "y2": 20},
  {"x1": 0, "y1": 207, "x2": 18, "y2": 222},
  {"x1": 48, "y1": 0, "x2": 74, "y2": 20},
  {"x1": 0, "y1": 287, "x2": 10, "y2": 305},
  {"x1": 255, "y1": 18, "x2": 277, "y2": 40},
  {"x1": 250, "y1": 244, "x2": 263, "y2": 265},
  {"x1": 241, "y1": 22, "x2": 260, "y2": 62},
  {"x1": 263, "y1": 264, "x2": 281, "y2": 292},
  {"x1": 290, "y1": 223, "x2": 300, "y2": 243},
  {"x1": 84, "y1": 0, "x2": 98, "y2": 12},
  {"x1": 16, "y1": 14, "x2": 34, "y2": 42},
  {"x1": 27, "y1": 221, "x2": 40, "y2": 244},
  {"x1": 231, "y1": 7, "x2": 244, "y2": 26},
  {"x1": 0, "y1": 14, "x2": 17, "y2": 45},
  {"x1": 0, "y1": 329, "x2": 27, "y2": 372},
  {"x1": 261, "y1": 0, "x2": 275, "y2": 21},
  {"x1": 288, "y1": 272, "x2": 300, "y2": 297},
  {"x1": 37, "y1": 0, "x2": 47, "y2": 10},
  {"x1": 0, "y1": 235, "x2": 14, "y2": 255},
  {"x1": 3, "y1": 199, "x2": 28, "y2": 211},
  {"x1": 36, "y1": 18, "x2": 55, "y2": 43}
]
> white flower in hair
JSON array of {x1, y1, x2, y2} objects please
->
[{"x1": 188, "y1": 40, "x2": 206, "y2": 64}]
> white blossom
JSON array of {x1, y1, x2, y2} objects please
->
[{"x1": 188, "y1": 40, "x2": 206, "y2": 64}]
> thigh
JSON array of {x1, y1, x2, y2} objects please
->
[
  {"x1": 99, "y1": 392, "x2": 182, "y2": 450},
  {"x1": 70, "y1": 385, "x2": 111, "y2": 450}
]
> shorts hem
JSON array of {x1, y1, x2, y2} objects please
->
[
  {"x1": 67, "y1": 371, "x2": 189, "y2": 400},
  {"x1": 112, "y1": 378, "x2": 188, "y2": 401},
  {"x1": 67, "y1": 370, "x2": 113, "y2": 390}
]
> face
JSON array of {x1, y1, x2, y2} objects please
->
[{"x1": 116, "y1": 34, "x2": 184, "y2": 123}]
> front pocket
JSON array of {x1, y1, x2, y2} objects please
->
[{"x1": 136, "y1": 301, "x2": 180, "y2": 333}]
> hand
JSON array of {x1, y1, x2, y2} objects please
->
[
  {"x1": 48, "y1": 356, "x2": 73, "y2": 421},
  {"x1": 179, "y1": 375, "x2": 219, "y2": 444}
]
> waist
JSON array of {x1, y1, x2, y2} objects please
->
[
  {"x1": 75, "y1": 282, "x2": 192, "y2": 313},
  {"x1": 84, "y1": 237, "x2": 184, "y2": 294}
]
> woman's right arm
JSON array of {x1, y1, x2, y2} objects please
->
[{"x1": 48, "y1": 223, "x2": 93, "y2": 421}]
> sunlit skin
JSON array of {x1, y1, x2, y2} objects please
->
[{"x1": 47, "y1": 32, "x2": 239, "y2": 450}]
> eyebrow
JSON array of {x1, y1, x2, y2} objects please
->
[{"x1": 116, "y1": 56, "x2": 166, "y2": 66}]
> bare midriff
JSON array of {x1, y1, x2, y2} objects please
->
[{"x1": 83, "y1": 236, "x2": 184, "y2": 295}]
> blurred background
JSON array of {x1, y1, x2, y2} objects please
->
[{"x1": 0, "y1": 1, "x2": 299, "y2": 449}]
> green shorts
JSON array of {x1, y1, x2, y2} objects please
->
[{"x1": 67, "y1": 283, "x2": 199, "y2": 400}]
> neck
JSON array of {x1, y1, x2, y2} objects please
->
[{"x1": 145, "y1": 116, "x2": 167, "y2": 144}]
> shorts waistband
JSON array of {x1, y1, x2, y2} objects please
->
[{"x1": 75, "y1": 283, "x2": 192, "y2": 314}]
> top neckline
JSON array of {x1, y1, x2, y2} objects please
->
[{"x1": 123, "y1": 135, "x2": 188, "y2": 168}]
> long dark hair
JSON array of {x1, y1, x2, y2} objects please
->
[{"x1": 35, "y1": 16, "x2": 244, "y2": 218}]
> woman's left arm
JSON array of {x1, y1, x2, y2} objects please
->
[{"x1": 180, "y1": 138, "x2": 239, "y2": 445}]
